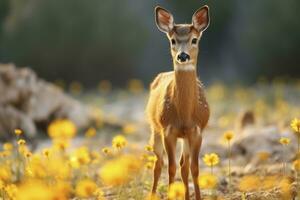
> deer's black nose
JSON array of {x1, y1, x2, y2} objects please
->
[{"x1": 177, "y1": 52, "x2": 190, "y2": 62}]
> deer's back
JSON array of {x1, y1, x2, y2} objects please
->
[{"x1": 146, "y1": 71, "x2": 174, "y2": 132}]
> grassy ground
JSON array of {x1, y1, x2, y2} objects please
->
[{"x1": 0, "y1": 80, "x2": 300, "y2": 200}]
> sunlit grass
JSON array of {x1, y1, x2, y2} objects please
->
[{"x1": 0, "y1": 79, "x2": 300, "y2": 199}]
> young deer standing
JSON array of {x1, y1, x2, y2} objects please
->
[{"x1": 146, "y1": 6, "x2": 210, "y2": 200}]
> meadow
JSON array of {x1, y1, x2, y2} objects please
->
[{"x1": 0, "y1": 78, "x2": 300, "y2": 200}]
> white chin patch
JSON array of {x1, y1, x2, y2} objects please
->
[{"x1": 174, "y1": 64, "x2": 196, "y2": 71}]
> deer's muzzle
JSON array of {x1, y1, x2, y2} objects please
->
[{"x1": 177, "y1": 52, "x2": 190, "y2": 63}]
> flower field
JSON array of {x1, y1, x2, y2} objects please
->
[{"x1": 0, "y1": 79, "x2": 300, "y2": 200}]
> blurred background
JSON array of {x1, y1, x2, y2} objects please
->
[
  {"x1": 0, "y1": 0, "x2": 299, "y2": 88},
  {"x1": 1, "y1": 2, "x2": 300, "y2": 199}
]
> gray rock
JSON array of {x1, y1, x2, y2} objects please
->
[
  {"x1": 232, "y1": 125, "x2": 296, "y2": 163},
  {"x1": 0, "y1": 63, "x2": 95, "y2": 139},
  {"x1": 0, "y1": 105, "x2": 36, "y2": 139}
]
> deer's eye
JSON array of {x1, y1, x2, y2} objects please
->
[
  {"x1": 171, "y1": 39, "x2": 176, "y2": 45},
  {"x1": 191, "y1": 38, "x2": 198, "y2": 44}
]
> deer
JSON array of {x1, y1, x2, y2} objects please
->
[{"x1": 146, "y1": 5, "x2": 210, "y2": 200}]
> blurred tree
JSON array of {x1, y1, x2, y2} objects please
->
[
  {"x1": 0, "y1": 0, "x2": 9, "y2": 37},
  {"x1": 0, "y1": 0, "x2": 146, "y2": 86},
  {"x1": 237, "y1": 0, "x2": 300, "y2": 79},
  {"x1": 0, "y1": 0, "x2": 299, "y2": 87}
]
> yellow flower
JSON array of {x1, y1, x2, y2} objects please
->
[
  {"x1": 75, "y1": 179, "x2": 97, "y2": 198},
  {"x1": 76, "y1": 147, "x2": 91, "y2": 165},
  {"x1": 99, "y1": 155, "x2": 141, "y2": 186},
  {"x1": 278, "y1": 177, "x2": 292, "y2": 200},
  {"x1": 16, "y1": 180, "x2": 53, "y2": 200},
  {"x1": 24, "y1": 151, "x2": 32, "y2": 158},
  {"x1": 101, "y1": 147, "x2": 111, "y2": 155},
  {"x1": 99, "y1": 159, "x2": 129, "y2": 186},
  {"x1": 112, "y1": 135, "x2": 127, "y2": 149},
  {"x1": 53, "y1": 139, "x2": 70, "y2": 151},
  {"x1": 3, "y1": 143, "x2": 13, "y2": 151},
  {"x1": 25, "y1": 155, "x2": 47, "y2": 178},
  {"x1": 0, "y1": 152, "x2": 5, "y2": 158},
  {"x1": 144, "y1": 155, "x2": 157, "y2": 170},
  {"x1": 147, "y1": 155, "x2": 158, "y2": 162},
  {"x1": 261, "y1": 175, "x2": 277, "y2": 190},
  {"x1": 257, "y1": 151, "x2": 270, "y2": 162},
  {"x1": 119, "y1": 154, "x2": 142, "y2": 174},
  {"x1": 144, "y1": 145, "x2": 153, "y2": 152},
  {"x1": 14, "y1": 128, "x2": 23, "y2": 136},
  {"x1": 122, "y1": 123, "x2": 137, "y2": 134},
  {"x1": 145, "y1": 162, "x2": 154, "y2": 170},
  {"x1": 85, "y1": 127, "x2": 97, "y2": 138},
  {"x1": 70, "y1": 147, "x2": 91, "y2": 166},
  {"x1": 198, "y1": 173, "x2": 218, "y2": 189},
  {"x1": 293, "y1": 159, "x2": 300, "y2": 171},
  {"x1": 17, "y1": 139, "x2": 26, "y2": 146},
  {"x1": 279, "y1": 137, "x2": 290, "y2": 145},
  {"x1": 69, "y1": 156, "x2": 80, "y2": 169},
  {"x1": 145, "y1": 193, "x2": 160, "y2": 200},
  {"x1": 0, "y1": 166, "x2": 12, "y2": 182},
  {"x1": 168, "y1": 182, "x2": 185, "y2": 199},
  {"x1": 42, "y1": 148, "x2": 51, "y2": 158},
  {"x1": 48, "y1": 158, "x2": 71, "y2": 180},
  {"x1": 238, "y1": 175, "x2": 260, "y2": 192},
  {"x1": 27, "y1": 155, "x2": 71, "y2": 180},
  {"x1": 127, "y1": 79, "x2": 144, "y2": 94},
  {"x1": 291, "y1": 118, "x2": 300, "y2": 133},
  {"x1": 53, "y1": 181, "x2": 71, "y2": 200},
  {"x1": 0, "y1": 151, "x2": 10, "y2": 157},
  {"x1": 98, "y1": 80, "x2": 112, "y2": 93},
  {"x1": 203, "y1": 153, "x2": 220, "y2": 167},
  {"x1": 6, "y1": 184, "x2": 18, "y2": 200},
  {"x1": 140, "y1": 153, "x2": 149, "y2": 161},
  {"x1": 48, "y1": 119, "x2": 77, "y2": 140},
  {"x1": 91, "y1": 151, "x2": 102, "y2": 161},
  {"x1": 18, "y1": 145, "x2": 29, "y2": 155},
  {"x1": 94, "y1": 188, "x2": 105, "y2": 200},
  {"x1": 223, "y1": 131, "x2": 234, "y2": 142}
]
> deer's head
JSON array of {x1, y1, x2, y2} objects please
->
[{"x1": 155, "y1": 6, "x2": 210, "y2": 70}]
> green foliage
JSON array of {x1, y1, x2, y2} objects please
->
[
  {"x1": 238, "y1": 0, "x2": 300, "y2": 77},
  {"x1": 0, "y1": 0, "x2": 9, "y2": 37},
  {"x1": 0, "y1": 0, "x2": 146, "y2": 86},
  {"x1": 0, "y1": 0, "x2": 299, "y2": 86}
]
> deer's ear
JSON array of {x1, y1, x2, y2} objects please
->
[
  {"x1": 155, "y1": 6, "x2": 174, "y2": 33},
  {"x1": 192, "y1": 5, "x2": 210, "y2": 32}
]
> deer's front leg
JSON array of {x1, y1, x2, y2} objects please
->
[
  {"x1": 164, "y1": 126, "x2": 177, "y2": 185},
  {"x1": 188, "y1": 126, "x2": 202, "y2": 200},
  {"x1": 180, "y1": 140, "x2": 190, "y2": 200}
]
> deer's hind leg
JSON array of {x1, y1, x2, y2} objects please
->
[{"x1": 150, "y1": 131, "x2": 164, "y2": 194}]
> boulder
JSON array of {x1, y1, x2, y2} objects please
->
[
  {"x1": 232, "y1": 125, "x2": 297, "y2": 163},
  {"x1": 0, "y1": 63, "x2": 95, "y2": 139}
]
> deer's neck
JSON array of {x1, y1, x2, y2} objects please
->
[{"x1": 173, "y1": 63, "x2": 198, "y2": 122}]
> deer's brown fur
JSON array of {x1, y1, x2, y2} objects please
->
[
  {"x1": 147, "y1": 5, "x2": 210, "y2": 200},
  {"x1": 146, "y1": 70, "x2": 209, "y2": 135}
]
